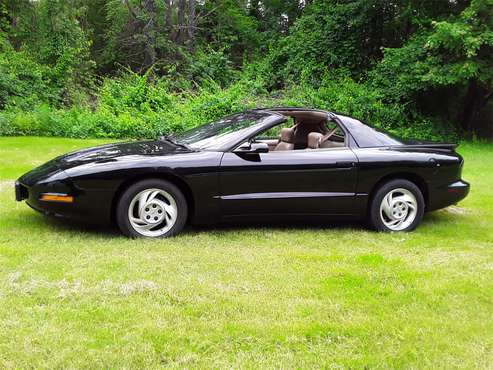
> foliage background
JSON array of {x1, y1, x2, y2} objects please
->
[{"x1": 0, "y1": 0, "x2": 492, "y2": 141}]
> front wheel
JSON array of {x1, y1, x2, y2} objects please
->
[
  {"x1": 116, "y1": 179, "x2": 187, "y2": 238},
  {"x1": 369, "y1": 179, "x2": 424, "y2": 232}
]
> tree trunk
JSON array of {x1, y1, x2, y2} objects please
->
[
  {"x1": 177, "y1": 0, "x2": 186, "y2": 44},
  {"x1": 164, "y1": 0, "x2": 172, "y2": 31},
  {"x1": 142, "y1": 0, "x2": 156, "y2": 69},
  {"x1": 187, "y1": 0, "x2": 196, "y2": 51},
  {"x1": 460, "y1": 79, "x2": 492, "y2": 136}
]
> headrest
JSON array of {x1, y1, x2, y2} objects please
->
[
  {"x1": 307, "y1": 132, "x2": 324, "y2": 149},
  {"x1": 280, "y1": 127, "x2": 294, "y2": 143}
]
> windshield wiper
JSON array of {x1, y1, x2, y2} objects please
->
[
  {"x1": 158, "y1": 134, "x2": 176, "y2": 142},
  {"x1": 158, "y1": 134, "x2": 192, "y2": 151}
]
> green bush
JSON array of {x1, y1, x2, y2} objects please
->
[
  {"x1": 0, "y1": 37, "x2": 57, "y2": 110},
  {"x1": 279, "y1": 73, "x2": 459, "y2": 141},
  {"x1": 0, "y1": 69, "x2": 459, "y2": 142},
  {"x1": 0, "y1": 73, "x2": 267, "y2": 139}
]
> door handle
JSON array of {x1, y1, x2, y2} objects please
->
[{"x1": 335, "y1": 161, "x2": 355, "y2": 168}]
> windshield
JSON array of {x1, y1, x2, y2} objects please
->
[{"x1": 174, "y1": 112, "x2": 272, "y2": 150}]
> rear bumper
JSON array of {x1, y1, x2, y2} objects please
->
[
  {"x1": 428, "y1": 180, "x2": 470, "y2": 211},
  {"x1": 446, "y1": 180, "x2": 470, "y2": 199}
]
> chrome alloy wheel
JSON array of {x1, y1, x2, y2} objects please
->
[
  {"x1": 379, "y1": 188, "x2": 418, "y2": 231},
  {"x1": 128, "y1": 188, "x2": 178, "y2": 237}
]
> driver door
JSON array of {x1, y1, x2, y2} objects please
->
[{"x1": 218, "y1": 146, "x2": 358, "y2": 219}]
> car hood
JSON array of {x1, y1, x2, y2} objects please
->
[
  {"x1": 57, "y1": 140, "x2": 191, "y2": 166},
  {"x1": 19, "y1": 140, "x2": 192, "y2": 186}
]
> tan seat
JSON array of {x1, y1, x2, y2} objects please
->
[
  {"x1": 292, "y1": 120, "x2": 326, "y2": 148},
  {"x1": 274, "y1": 128, "x2": 295, "y2": 151},
  {"x1": 307, "y1": 132, "x2": 324, "y2": 149},
  {"x1": 308, "y1": 130, "x2": 345, "y2": 149}
]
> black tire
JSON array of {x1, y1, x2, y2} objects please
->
[
  {"x1": 116, "y1": 179, "x2": 187, "y2": 238},
  {"x1": 369, "y1": 179, "x2": 424, "y2": 232}
]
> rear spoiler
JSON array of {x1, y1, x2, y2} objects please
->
[{"x1": 390, "y1": 143, "x2": 458, "y2": 152}]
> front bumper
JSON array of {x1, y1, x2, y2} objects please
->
[
  {"x1": 15, "y1": 178, "x2": 114, "y2": 225},
  {"x1": 15, "y1": 181, "x2": 29, "y2": 201}
]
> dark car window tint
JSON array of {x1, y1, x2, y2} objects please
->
[{"x1": 338, "y1": 115, "x2": 404, "y2": 147}]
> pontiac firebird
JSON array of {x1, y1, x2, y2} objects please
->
[{"x1": 15, "y1": 108, "x2": 469, "y2": 237}]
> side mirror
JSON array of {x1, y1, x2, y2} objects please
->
[{"x1": 235, "y1": 142, "x2": 269, "y2": 154}]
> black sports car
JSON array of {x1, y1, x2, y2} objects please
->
[{"x1": 15, "y1": 108, "x2": 469, "y2": 237}]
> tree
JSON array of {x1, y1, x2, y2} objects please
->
[
  {"x1": 164, "y1": 0, "x2": 172, "y2": 32},
  {"x1": 261, "y1": 0, "x2": 470, "y2": 87},
  {"x1": 142, "y1": 0, "x2": 157, "y2": 68},
  {"x1": 425, "y1": 0, "x2": 493, "y2": 133},
  {"x1": 372, "y1": 0, "x2": 493, "y2": 135},
  {"x1": 177, "y1": 0, "x2": 187, "y2": 44},
  {"x1": 188, "y1": 0, "x2": 196, "y2": 51}
]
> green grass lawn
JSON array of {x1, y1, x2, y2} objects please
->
[{"x1": 0, "y1": 137, "x2": 492, "y2": 368}]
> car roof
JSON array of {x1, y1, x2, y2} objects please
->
[{"x1": 253, "y1": 107, "x2": 407, "y2": 148}]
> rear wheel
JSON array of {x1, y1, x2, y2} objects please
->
[
  {"x1": 369, "y1": 179, "x2": 424, "y2": 232},
  {"x1": 116, "y1": 179, "x2": 187, "y2": 238}
]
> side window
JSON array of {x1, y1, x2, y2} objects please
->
[
  {"x1": 241, "y1": 117, "x2": 347, "y2": 152},
  {"x1": 255, "y1": 118, "x2": 294, "y2": 140},
  {"x1": 325, "y1": 120, "x2": 346, "y2": 144}
]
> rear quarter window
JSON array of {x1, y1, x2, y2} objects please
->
[{"x1": 338, "y1": 115, "x2": 403, "y2": 147}]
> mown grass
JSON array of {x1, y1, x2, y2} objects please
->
[{"x1": 0, "y1": 137, "x2": 492, "y2": 368}]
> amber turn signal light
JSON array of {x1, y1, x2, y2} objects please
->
[{"x1": 40, "y1": 193, "x2": 74, "y2": 203}]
